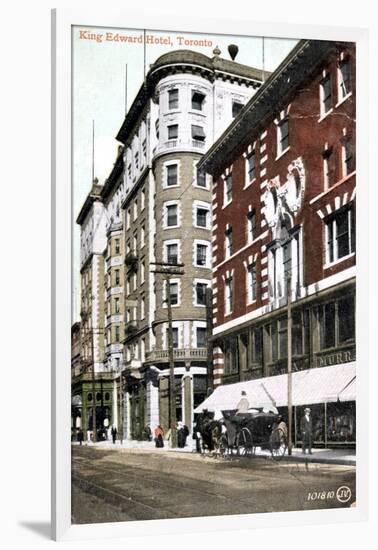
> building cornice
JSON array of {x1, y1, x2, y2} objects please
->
[
  {"x1": 76, "y1": 183, "x2": 103, "y2": 226},
  {"x1": 116, "y1": 50, "x2": 265, "y2": 145},
  {"x1": 101, "y1": 150, "x2": 124, "y2": 202}
]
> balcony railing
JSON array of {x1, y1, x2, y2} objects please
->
[{"x1": 145, "y1": 348, "x2": 207, "y2": 363}]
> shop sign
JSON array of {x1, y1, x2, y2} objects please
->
[{"x1": 315, "y1": 349, "x2": 355, "y2": 368}]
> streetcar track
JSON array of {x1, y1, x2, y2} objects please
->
[
  {"x1": 72, "y1": 453, "x2": 313, "y2": 510},
  {"x1": 72, "y1": 474, "x2": 180, "y2": 519}
]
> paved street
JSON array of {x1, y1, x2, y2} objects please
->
[{"x1": 72, "y1": 445, "x2": 356, "y2": 524}]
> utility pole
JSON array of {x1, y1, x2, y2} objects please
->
[
  {"x1": 151, "y1": 262, "x2": 184, "y2": 449},
  {"x1": 287, "y1": 267, "x2": 293, "y2": 456},
  {"x1": 205, "y1": 287, "x2": 213, "y2": 395},
  {"x1": 90, "y1": 325, "x2": 97, "y2": 443}
]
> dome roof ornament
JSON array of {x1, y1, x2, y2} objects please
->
[{"x1": 213, "y1": 45, "x2": 221, "y2": 57}]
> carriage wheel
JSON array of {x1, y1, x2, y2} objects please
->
[
  {"x1": 270, "y1": 428, "x2": 287, "y2": 460},
  {"x1": 219, "y1": 434, "x2": 229, "y2": 458},
  {"x1": 236, "y1": 427, "x2": 254, "y2": 457}
]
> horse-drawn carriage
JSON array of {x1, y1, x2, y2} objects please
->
[{"x1": 194, "y1": 406, "x2": 288, "y2": 460}]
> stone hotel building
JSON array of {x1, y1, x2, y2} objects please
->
[
  {"x1": 199, "y1": 40, "x2": 356, "y2": 447},
  {"x1": 73, "y1": 48, "x2": 265, "y2": 437}
]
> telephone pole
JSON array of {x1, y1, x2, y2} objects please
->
[
  {"x1": 151, "y1": 262, "x2": 184, "y2": 449},
  {"x1": 205, "y1": 287, "x2": 213, "y2": 395},
  {"x1": 287, "y1": 268, "x2": 293, "y2": 456}
]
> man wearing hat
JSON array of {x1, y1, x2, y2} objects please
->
[
  {"x1": 300, "y1": 407, "x2": 313, "y2": 454},
  {"x1": 236, "y1": 390, "x2": 249, "y2": 414}
]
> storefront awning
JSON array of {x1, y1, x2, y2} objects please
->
[{"x1": 194, "y1": 363, "x2": 356, "y2": 413}]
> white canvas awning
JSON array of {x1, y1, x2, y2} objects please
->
[{"x1": 194, "y1": 363, "x2": 356, "y2": 413}]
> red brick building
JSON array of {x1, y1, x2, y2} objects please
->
[{"x1": 199, "y1": 40, "x2": 356, "y2": 447}]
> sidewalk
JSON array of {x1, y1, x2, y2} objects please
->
[{"x1": 73, "y1": 439, "x2": 355, "y2": 465}]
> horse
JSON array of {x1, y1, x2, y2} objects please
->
[{"x1": 194, "y1": 410, "x2": 223, "y2": 456}]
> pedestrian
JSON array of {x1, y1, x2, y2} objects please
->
[
  {"x1": 77, "y1": 428, "x2": 84, "y2": 446},
  {"x1": 144, "y1": 424, "x2": 152, "y2": 441},
  {"x1": 177, "y1": 421, "x2": 185, "y2": 448},
  {"x1": 300, "y1": 407, "x2": 313, "y2": 454},
  {"x1": 154, "y1": 425, "x2": 164, "y2": 448},
  {"x1": 111, "y1": 424, "x2": 117, "y2": 444}
]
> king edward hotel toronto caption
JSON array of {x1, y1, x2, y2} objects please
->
[{"x1": 71, "y1": 35, "x2": 356, "y2": 523}]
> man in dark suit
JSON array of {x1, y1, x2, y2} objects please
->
[{"x1": 300, "y1": 407, "x2": 313, "y2": 454}]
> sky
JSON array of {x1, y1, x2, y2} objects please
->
[{"x1": 72, "y1": 25, "x2": 298, "y2": 320}]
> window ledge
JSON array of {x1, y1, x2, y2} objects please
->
[
  {"x1": 324, "y1": 252, "x2": 355, "y2": 270},
  {"x1": 318, "y1": 107, "x2": 334, "y2": 123},
  {"x1": 275, "y1": 146, "x2": 290, "y2": 161},
  {"x1": 246, "y1": 299, "x2": 257, "y2": 306},
  {"x1": 193, "y1": 184, "x2": 210, "y2": 190},
  {"x1": 163, "y1": 184, "x2": 180, "y2": 189},
  {"x1": 243, "y1": 177, "x2": 256, "y2": 190},
  {"x1": 164, "y1": 225, "x2": 180, "y2": 230},
  {"x1": 222, "y1": 200, "x2": 232, "y2": 210},
  {"x1": 335, "y1": 92, "x2": 352, "y2": 109},
  {"x1": 309, "y1": 170, "x2": 356, "y2": 205}
]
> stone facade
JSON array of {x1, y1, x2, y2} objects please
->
[{"x1": 76, "y1": 48, "x2": 265, "y2": 440}]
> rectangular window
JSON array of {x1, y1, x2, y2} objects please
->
[
  {"x1": 224, "y1": 174, "x2": 232, "y2": 203},
  {"x1": 133, "y1": 200, "x2": 138, "y2": 220},
  {"x1": 232, "y1": 101, "x2": 243, "y2": 118},
  {"x1": 224, "y1": 336, "x2": 238, "y2": 374},
  {"x1": 319, "y1": 302, "x2": 336, "y2": 349},
  {"x1": 114, "y1": 238, "x2": 120, "y2": 255},
  {"x1": 225, "y1": 228, "x2": 233, "y2": 259},
  {"x1": 140, "y1": 261, "x2": 145, "y2": 283},
  {"x1": 134, "y1": 151, "x2": 139, "y2": 169},
  {"x1": 338, "y1": 60, "x2": 350, "y2": 100},
  {"x1": 169, "y1": 282, "x2": 178, "y2": 305},
  {"x1": 278, "y1": 318, "x2": 288, "y2": 359},
  {"x1": 247, "y1": 210, "x2": 256, "y2": 243},
  {"x1": 114, "y1": 269, "x2": 120, "y2": 286},
  {"x1": 127, "y1": 163, "x2": 132, "y2": 180},
  {"x1": 114, "y1": 297, "x2": 120, "y2": 314},
  {"x1": 140, "y1": 225, "x2": 145, "y2": 247},
  {"x1": 166, "y1": 243, "x2": 178, "y2": 265},
  {"x1": 167, "y1": 327, "x2": 179, "y2": 348},
  {"x1": 326, "y1": 206, "x2": 355, "y2": 263},
  {"x1": 246, "y1": 151, "x2": 256, "y2": 182},
  {"x1": 196, "y1": 244, "x2": 208, "y2": 266},
  {"x1": 168, "y1": 124, "x2": 178, "y2": 140},
  {"x1": 196, "y1": 207, "x2": 208, "y2": 228},
  {"x1": 140, "y1": 296, "x2": 145, "y2": 319},
  {"x1": 167, "y1": 164, "x2": 178, "y2": 186},
  {"x1": 126, "y1": 209, "x2": 131, "y2": 229},
  {"x1": 338, "y1": 295, "x2": 355, "y2": 344},
  {"x1": 142, "y1": 141, "x2": 147, "y2": 163},
  {"x1": 342, "y1": 138, "x2": 354, "y2": 176},
  {"x1": 247, "y1": 264, "x2": 257, "y2": 303},
  {"x1": 115, "y1": 325, "x2": 120, "y2": 343},
  {"x1": 166, "y1": 204, "x2": 178, "y2": 227},
  {"x1": 225, "y1": 277, "x2": 233, "y2": 314},
  {"x1": 168, "y1": 88, "x2": 179, "y2": 109},
  {"x1": 320, "y1": 73, "x2": 332, "y2": 114},
  {"x1": 196, "y1": 167, "x2": 207, "y2": 187},
  {"x1": 323, "y1": 148, "x2": 336, "y2": 189},
  {"x1": 141, "y1": 188, "x2": 145, "y2": 210},
  {"x1": 196, "y1": 282, "x2": 207, "y2": 305},
  {"x1": 292, "y1": 310, "x2": 303, "y2": 356},
  {"x1": 278, "y1": 118, "x2": 289, "y2": 154},
  {"x1": 191, "y1": 91, "x2": 205, "y2": 110},
  {"x1": 133, "y1": 233, "x2": 137, "y2": 252},
  {"x1": 191, "y1": 125, "x2": 206, "y2": 142},
  {"x1": 196, "y1": 327, "x2": 206, "y2": 348}
]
